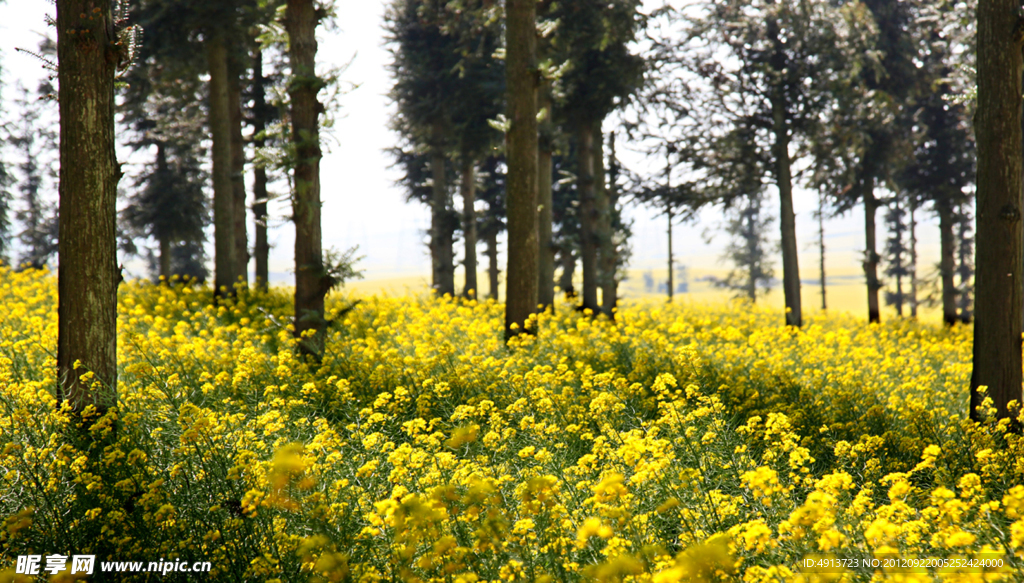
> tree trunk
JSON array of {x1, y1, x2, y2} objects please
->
[
  {"x1": 819, "y1": 191, "x2": 827, "y2": 310},
  {"x1": 769, "y1": 17, "x2": 801, "y2": 327},
  {"x1": 909, "y1": 200, "x2": 917, "y2": 318},
  {"x1": 667, "y1": 206, "x2": 674, "y2": 303},
  {"x1": 603, "y1": 132, "x2": 621, "y2": 316},
  {"x1": 229, "y1": 56, "x2": 249, "y2": 285},
  {"x1": 430, "y1": 122, "x2": 455, "y2": 298},
  {"x1": 156, "y1": 143, "x2": 171, "y2": 282},
  {"x1": 666, "y1": 155, "x2": 674, "y2": 303},
  {"x1": 461, "y1": 159, "x2": 478, "y2": 299},
  {"x1": 576, "y1": 121, "x2": 599, "y2": 313},
  {"x1": 56, "y1": 0, "x2": 120, "y2": 416},
  {"x1": 207, "y1": 31, "x2": 237, "y2": 299},
  {"x1": 559, "y1": 245, "x2": 576, "y2": 299},
  {"x1": 486, "y1": 230, "x2": 500, "y2": 300},
  {"x1": 747, "y1": 203, "x2": 757, "y2": 302},
  {"x1": 286, "y1": 0, "x2": 327, "y2": 359},
  {"x1": 937, "y1": 200, "x2": 958, "y2": 326},
  {"x1": 504, "y1": 0, "x2": 539, "y2": 340},
  {"x1": 537, "y1": 82, "x2": 555, "y2": 309},
  {"x1": 772, "y1": 103, "x2": 801, "y2": 326},
  {"x1": 893, "y1": 194, "x2": 904, "y2": 317},
  {"x1": 971, "y1": 0, "x2": 1023, "y2": 421},
  {"x1": 253, "y1": 50, "x2": 270, "y2": 292},
  {"x1": 863, "y1": 186, "x2": 881, "y2": 323},
  {"x1": 595, "y1": 125, "x2": 617, "y2": 319},
  {"x1": 956, "y1": 205, "x2": 973, "y2": 324},
  {"x1": 159, "y1": 234, "x2": 171, "y2": 282}
]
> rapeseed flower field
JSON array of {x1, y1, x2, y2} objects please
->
[{"x1": 0, "y1": 265, "x2": 1021, "y2": 582}]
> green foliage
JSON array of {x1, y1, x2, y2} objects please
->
[
  {"x1": 385, "y1": 0, "x2": 466, "y2": 146},
  {"x1": 548, "y1": 0, "x2": 646, "y2": 126},
  {"x1": 120, "y1": 39, "x2": 210, "y2": 281},
  {"x1": 386, "y1": 0, "x2": 505, "y2": 164},
  {"x1": 5, "y1": 38, "x2": 59, "y2": 270},
  {"x1": 712, "y1": 193, "x2": 776, "y2": 302},
  {"x1": 9, "y1": 81, "x2": 59, "y2": 270},
  {"x1": 322, "y1": 245, "x2": 365, "y2": 292}
]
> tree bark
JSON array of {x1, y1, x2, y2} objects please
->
[
  {"x1": 159, "y1": 234, "x2": 171, "y2": 282},
  {"x1": 537, "y1": 82, "x2": 555, "y2": 309},
  {"x1": 461, "y1": 160, "x2": 478, "y2": 299},
  {"x1": 956, "y1": 205, "x2": 973, "y2": 324},
  {"x1": 667, "y1": 206, "x2": 674, "y2": 303},
  {"x1": 595, "y1": 125, "x2": 617, "y2": 319},
  {"x1": 156, "y1": 143, "x2": 171, "y2": 282},
  {"x1": 504, "y1": 0, "x2": 539, "y2": 341},
  {"x1": 666, "y1": 156, "x2": 674, "y2": 303},
  {"x1": 747, "y1": 203, "x2": 757, "y2": 302},
  {"x1": 286, "y1": 0, "x2": 327, "y2": 358},
  {"x1": 486, "y1": 230, "x2": 500, "y2": 300},
  {"x1": 818, "y1": 191, "x2": 827, "y2": 310},
  {"x1": 909, "y1": 201, "x2": 918, "y2": 318},
  {"x1": 229, "y1": 56, "x2": 249, "y2": 285},
  {"x1": 207, "y1": 31, "x2": 237, "y2": 298},
  {"x1": 559, "y1": 245, "x2": 576, "y2": 299},
  {"x1": 937, "y1": 199, "x2": 958, "y2": 326},
  {"x1": 604, "y1": 132, "x2": 621, "y2": 315},
  {"x1": 769, "y1": 16, "x2": 801, "y2": 327},
  {"x1": 576, "y1": 121, "x2": 599, "y2": 313},
  {"x1": 430, "y1": 122, "x2": 455, "y2": 298},
  {"x1": 253, "y1": 50, "x2": 270, "y2": 292},
  {"x1": 863, "y1": 186, "x2": 881, "y2": 323},
  {"x1": 56, "y1": 0, "x2": 120, "y2": 416},
  {"x1": 971, "y1": 0, "x2": 1023, "y2": 421},
  {"x1": 773, "y1": 102, "x2": 801, "y2": 326}
]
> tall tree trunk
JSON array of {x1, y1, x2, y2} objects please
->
[
  {"x1": 667, "y1": 206, "x2": 674, "y2": 303},
  {"x1": 229, "y1": 57, "x2": 249, "y2": 285},
  {"x1": 286, "y1": 0, "x2": 327, "y2": 358},
  {"x1": 461, "y1": 159, "x2": 478, "y2": 299},
  {"x1": 537, "y1": 83, "x2": 555, "y2": 309},
  {"x1": 971, "y1": 0, "x2": 1023, "y2": 421},
  {"x1": 504, "y1": 0, "x2": 539, "y2": 340},
  {"x1": 956, "y1": 205, "x2": 973, "y2": 324},
  {"x1": 747, "y1": 203, "x2": 757, "y2": 302},
  {"x1": 893, "y1": 193, "x2": 904, "y2": 317},
  {"x1": 897, "y1": 204, "x2": 905, "y2": 315},
  {"x1": 252, "y1": 50, "x2": 270, "y2": 292},
  {"x1": 56, "y1": 0, "x2": 120, "y2": 416},
  {"x1": 666, "y1": 155, "x2": 674, "y2": 303},
  {"x1": 576, "y1": 121, "x2": 599, "y2": 312},
  {"x1": 430, "y1": 122, "x2": 455, "y2": 298},
  {"x1": 207, "y1": 31, "x2": 237, "y2": 299},
  {"x1": 937, "y1": 200, "x2": 958, "y2": 326},
  {"x1": 486, "y1": 230, "x2": 500, "y2": 300},
  {"x1": 863, "y1": 186, "x2": 881, "y2": 323},
  {"x1": 769, "y1": 17, "x2": 802, "y2": 327},
  {"x1": 159, "y1": 234, "x2": 171, "y2": 282},
  {"x1": 602, "y1": 132, "x2": 620, "y2": 316},
  {"x1": 819, "y1": 190, "x2": 827, "y2": 310},
  {"x1": 595, "y1": 125, "x2": 616, "y2": 319},
  {"x1": 156, "y1": 143, "x2": 171, "y2": 282},
  {"x1": 909, "y1": 200, "x2": 917, "y2": 318},
  {"x1": 772, "y1": 104, "x2": 801, "y2": 326},
  {"x1": 559, "y1": 246, "x2": 576, "y2": 298}
]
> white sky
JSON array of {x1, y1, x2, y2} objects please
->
[{"x1": 0, "y1": 1, "x2": 945, "y2": 291}]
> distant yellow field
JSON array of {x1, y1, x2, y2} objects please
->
[{"x1": 340, "y1": 264, "x2": 948, "y2": 326}]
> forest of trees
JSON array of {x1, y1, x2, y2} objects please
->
[{"x1": 0, "y1": 0, "x2": 1020, "y2": 419}]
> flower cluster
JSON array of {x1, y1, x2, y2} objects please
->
[{"x1": 0, "y1": 266, "x2": 1021, "y2": 582}]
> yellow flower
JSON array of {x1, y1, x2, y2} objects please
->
[{"x1": 577, "y1": 517, "x2": 614, "y2": 544}]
